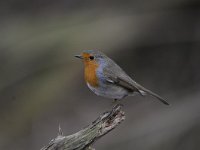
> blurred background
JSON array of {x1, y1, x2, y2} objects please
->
[{"x1": 0, "y1": 0, "x2": 200, "y2": 150}]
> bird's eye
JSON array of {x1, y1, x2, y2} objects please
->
[{"x1": 89, "y1": 56, "x2": 94, "y2": 60}]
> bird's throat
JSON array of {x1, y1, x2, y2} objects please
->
[{"x1": 84, "y1": 61, "x2": 99, "y2": 87}]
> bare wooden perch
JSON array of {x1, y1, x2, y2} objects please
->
[{"x1": 41, "y1": 104, "x2": 125, "y2": 150}]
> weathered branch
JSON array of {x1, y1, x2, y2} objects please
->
[{"x1": 41, "y1": 104, "x2": 125, "y2": 150}]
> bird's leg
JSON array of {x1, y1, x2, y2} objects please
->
[
  {"x1": 111, "y1": 99, "x2": 119, "y2": 107},
  {"x1": 114, "y1": 99, "x2": 118, "y2": 102}
]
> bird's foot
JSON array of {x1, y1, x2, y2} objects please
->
[{"x1": 111, "y1": 99, "x2": 123, "y2": 108}]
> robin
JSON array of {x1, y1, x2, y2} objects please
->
[{"x1": 75, "y1": 50, "x2": 169, "y2": 105}]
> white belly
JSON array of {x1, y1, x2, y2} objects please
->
[{"x1": 87, "y1": 82, "x2": 128, "y2": 100}]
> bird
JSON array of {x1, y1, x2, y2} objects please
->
[{"x1": 75, "y1": 50, "x2": 169, "y2": 105}]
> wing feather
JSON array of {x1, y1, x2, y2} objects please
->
[{"x1": 103, "y1": 58, "x2": 169, "y2": 105}]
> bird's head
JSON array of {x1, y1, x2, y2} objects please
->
[{"x1": 75, "y1": 50, "x2": 106, "y2": 66}]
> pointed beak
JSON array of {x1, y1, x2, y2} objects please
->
[{"x1": 75, "y1": 55, "x2": 83, "y2": 59}]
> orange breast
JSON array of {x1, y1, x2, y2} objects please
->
[{"x1": 84, "y1": 60, "x2": 99, "y2": 87}]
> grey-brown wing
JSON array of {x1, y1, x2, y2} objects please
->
[
  {"x1": 103, "y1": 64, "x2": 169, "y2": 105},
  {"x1": 103, "y1": 64, "x2": 143, "y2": 94}
]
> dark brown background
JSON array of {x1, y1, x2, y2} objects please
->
[{"x1": 0, "y1": 0, "x2": 200, "y2": 150}]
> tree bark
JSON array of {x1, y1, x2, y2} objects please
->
[{"x1": 41, "y1": 104, "x2": 125, "y2": 150}]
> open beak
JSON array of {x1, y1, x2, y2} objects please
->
[{"x1": 75, "y1": 55, "x2": 83, "y2": 59}]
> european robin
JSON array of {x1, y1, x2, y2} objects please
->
[{"x1": 75, "y1": 50, "x2": 169, "y2": 105}]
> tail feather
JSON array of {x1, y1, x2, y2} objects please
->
[
  {"x1": 133, "y1": 82, "x2": 169, "y2": 105},
  {"x1": 141, "y1": 88, "x2": 169, "y2": 105}
]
